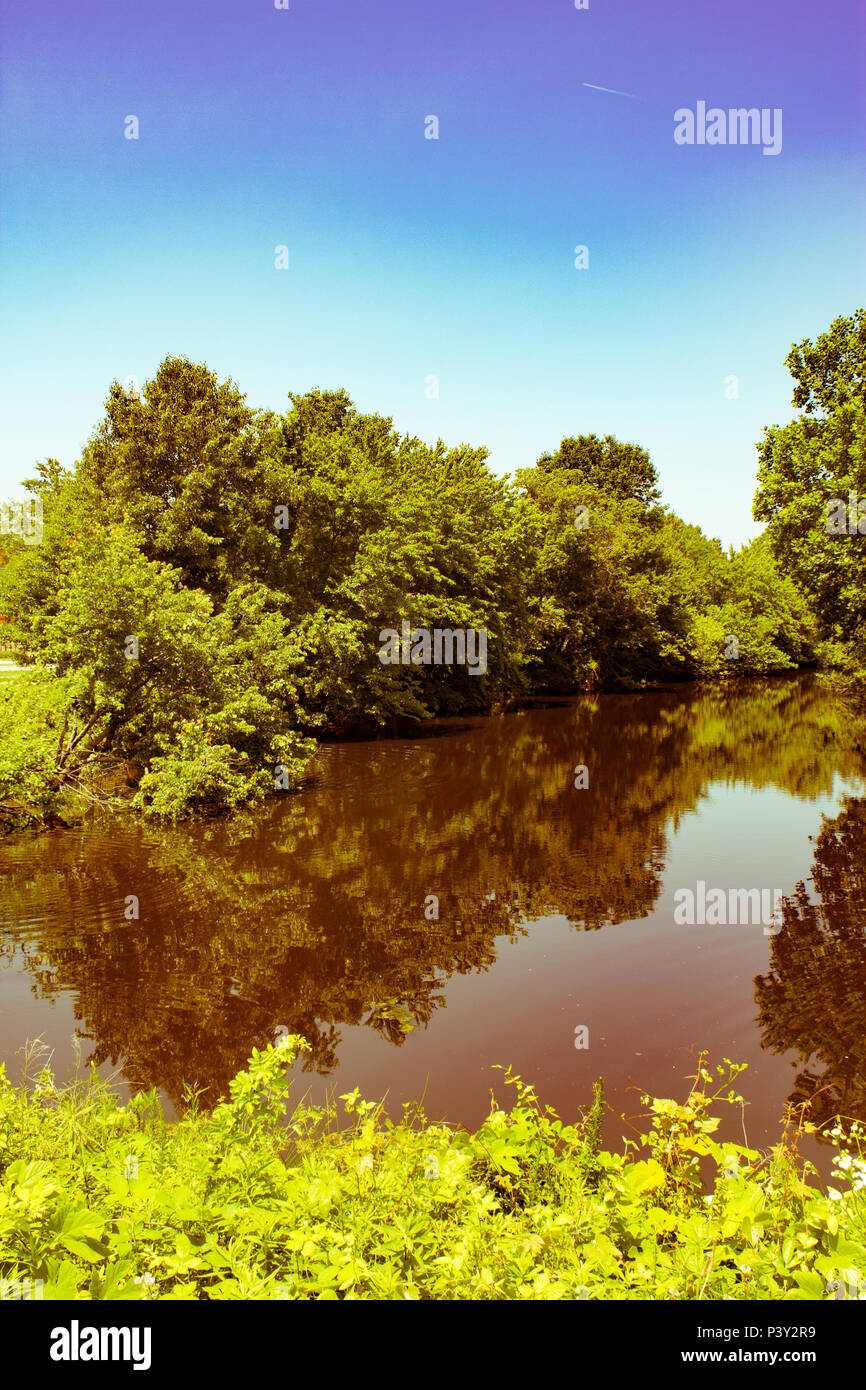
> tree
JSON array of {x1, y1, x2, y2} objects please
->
[
  {"x1": 535, "y1": 433, "x2": 662, "y2": 507},
  {"x1": 22, "y1": 457, "x2": 73, "y2": 503},
  {"x1": 77, "y1": 356, "x2": 273, "y2": 602},
  {"x1": 0, "y1": 527, "x2": 314, "y2": 823},
  {"x1": 753, "y1": 310, "x2": 866, "y2": 665},
  {"x1": 260, "y1": 391, "x2": 538, "y2": 728}
]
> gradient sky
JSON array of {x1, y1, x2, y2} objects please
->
[{"x1": 1, "y1": 0, "x2": 864, "y2": 545}]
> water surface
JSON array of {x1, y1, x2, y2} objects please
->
[{"x1": 2, "y1": 676, "x2": 865, "y2": 1176}]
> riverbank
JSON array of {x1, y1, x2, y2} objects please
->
[
  {"x1": 1, "y1": 1039, "x2": 863, "y2": 1301},
  {"x1": 1, "y1": 663, "x2": 850, "y2": 838}
]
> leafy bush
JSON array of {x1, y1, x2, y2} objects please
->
[
  {"x1": 0, "y1": 672, "x2": 78, "y2": 830},
  {"x1": 1, "y1": 1043, "x2": 864, "y2": 1301},
  {"x1": 0, "y1": 528, "x2": 316, "y2": 827}
]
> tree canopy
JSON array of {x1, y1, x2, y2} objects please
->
[
  {"x1": 1, "y1": 327, "x2": 847, "y2": 830},
  {"x1": 535, "y1": 432, "x2": 662, "y2": 507}
]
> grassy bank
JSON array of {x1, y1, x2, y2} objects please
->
[{"x1": 1, "y1": 1040, "x2": 864, "y2": 1301}]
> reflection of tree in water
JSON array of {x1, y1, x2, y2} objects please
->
[
  {"x1": 756, "y1": 796, "x2": 866, "y2": 1134},
  {"x1": 0, "y1": 675, "x2": 859, "y2": 1109}
]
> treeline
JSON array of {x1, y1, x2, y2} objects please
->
[{"x1": 0, "y1": 308, "x2": 862, "y2": 826}]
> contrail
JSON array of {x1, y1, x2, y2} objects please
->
[{"x1": 582, "y1": 82, "x2": 636, "y2": 98}]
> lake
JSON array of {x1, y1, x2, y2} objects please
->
[{"x1": 1, "y1": 673, "x2": 864, "y2": 1177}]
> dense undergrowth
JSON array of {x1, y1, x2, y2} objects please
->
[{"x1": 1, "y1": 1040, "x2": 864, "y2": 1301}]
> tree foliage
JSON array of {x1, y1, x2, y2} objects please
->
[
  {"x1": 754, "y1": 309, "x2": 866, "y2": 667},
  {"x1": 0, "y1": 339, "x2": 833, "y2": 828}
]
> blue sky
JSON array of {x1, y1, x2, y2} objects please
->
[{"x1": 1, "y1": 0, "x2": 863, "y2": 544}]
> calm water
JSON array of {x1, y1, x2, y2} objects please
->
[{"x1": 2, "y1": 675, "x2": 865, "y2": 1176}]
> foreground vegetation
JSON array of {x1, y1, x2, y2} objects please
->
[
  {"x1": 4, "y1": 308, "x2": 863, "y2": 828},
  {"x1": 1, "y1": 1040, "x2": 864, "y2": 1301}
]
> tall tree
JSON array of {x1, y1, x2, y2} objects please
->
[
  {"x1": 77, "y1": 356, "x2": 272, "y2": 601},
  {"x1": 753, "y1": 310, "x2": 866, "y2": 663}
]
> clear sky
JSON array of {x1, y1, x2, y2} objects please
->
[{"x1": 1, "y1": 0, "x2": 864, "y2": 546}]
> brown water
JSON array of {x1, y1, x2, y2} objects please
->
[{"x1": 2, "y1": 675, "x2": 865, "y2": 1175}]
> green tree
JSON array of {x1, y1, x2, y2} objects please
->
[
  {"x1": 535, "y1": 433, "x2": 662, "y2": 507},
  {"x1": 76, "y1": 357, "x2": 277, "y2": 602},
  {"x1": 753, "y1": 310, "x2": 866, "y2": 665},
  {"x1": 259, "y1": 389, "x2": 537, "y2": 728},
  {"x1": 0, "y1": 526, "x2": 313, "y2": 823}
]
